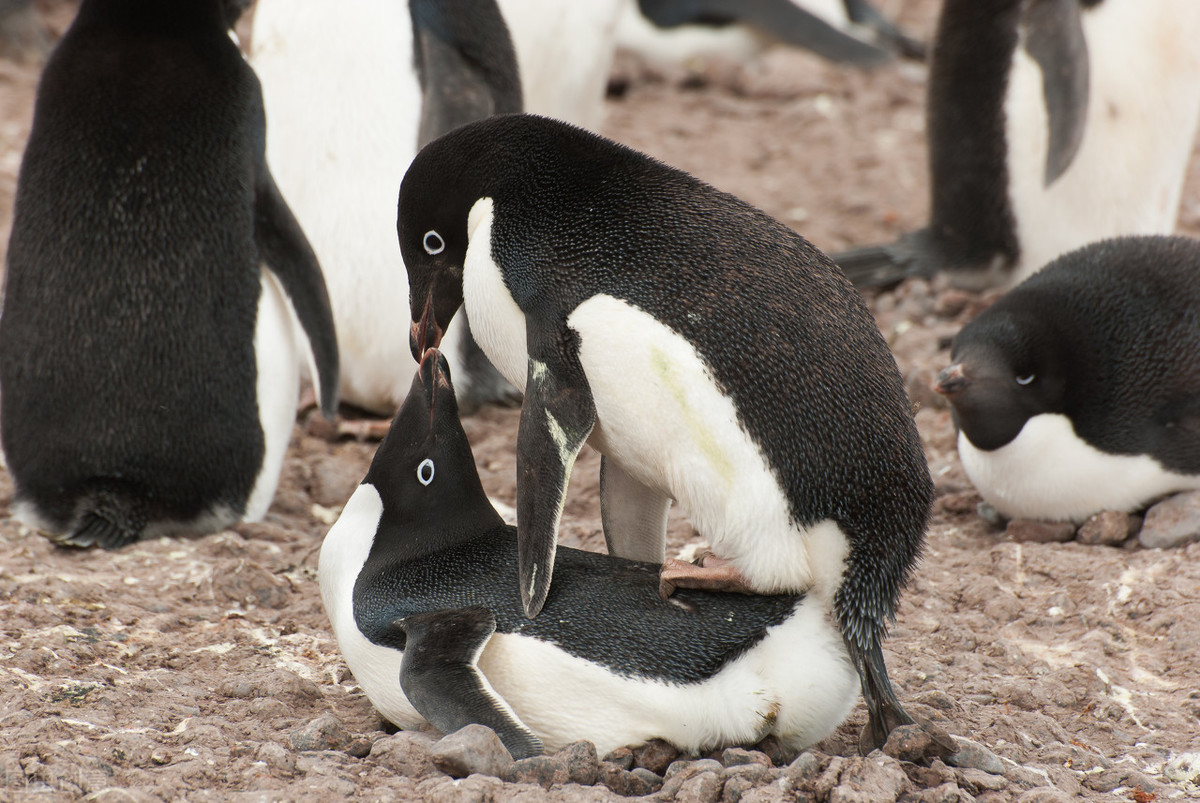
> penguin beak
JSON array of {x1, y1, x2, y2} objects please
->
[
  {"x1": 934, "y1": 363, "x2": 967, "y2": 396},
  {"x1": 410, "y1": 295, "x2": 444, "y2": 362}
]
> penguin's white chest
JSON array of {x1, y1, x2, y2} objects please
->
[
  {"x1": 958, "y1": 413, "x2": 1200, "y2": 523},
  {"x1": 462, "y1": 200, "x2": 849, "y2": 599}
]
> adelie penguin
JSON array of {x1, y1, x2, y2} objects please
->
[
  {"x1": 936, "y1": 235, "x2": 1200, "y2": 524},
  {"x1": 398, "y1": 114, "x2": 933, "y2": 750},
  {"x1": 835, "y1": 0, "x2": 1200, "y2": 290},
  {"x1": 249, "y1": 0, "x2": 522, "y2": 421},
  {"x1": 319, "y1": 349, "x2": 860, "y2": 759},
  {"x1": 0, "y1": 0, "x2": 338, "y2": 548}
]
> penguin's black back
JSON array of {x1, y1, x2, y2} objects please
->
[
  {"x1": 963, "y1": 236, "x2": 1200, "y2": 471},
  {"x1": 0, "y1": 0, "x2": 267, "y2": 529},
  {"x1": 418, "y1": 115, "x2": 931, "y2": 566},
  {"x1": 354, "y1": 524, "x2": 802, "y2": 684}
]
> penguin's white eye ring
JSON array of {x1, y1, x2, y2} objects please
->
[
  {"x1": 423, "y1": 230, "x2": 445, "y2": 255},
  {"x1": 1016, "y1": 374, "x2": 1035, "y2": 386},
  {"x1": 417, "y1": 458, "x2": 435, "y2": 486}
]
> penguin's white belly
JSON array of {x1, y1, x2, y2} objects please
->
[
  {"x1": 320, "y1": 487, "x2": 858, "y2": 754},
  {"x1": 1004, "y1": 0, "x2": 1200, "y2": 282},
  {"x1": 244, "y1": 269, "x2": 301, "y2": 523},
  {"x1": 251, "y1": 1, "x2": 422, "y2": 414},
  {"x1": 958, "y1": 413, "x2": 1200, "y2": 523}
]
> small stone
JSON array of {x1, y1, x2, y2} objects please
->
[
  {"x1": 600, "y1": 763, "x2": 660, "y2": 796},
  {"x1": 555, "y1": 740, "x2": 600, "y2": 786},
  {"x1": 676, "y1": 770, "x2": 724, "y2": 803},
  {"x1": 722, "y1": 775, "x2": 757, "y2": 803},
  {"x1": 738, "y1": 782, "x2": 793, "y2": 803},
  {"x1": 813, "y1": 756, "x2": 848, "y2": 799},
  {"x1": 602, "y1": 746, "x2": 634, "y2": 771},
  {"x1": 255, "y1": 742, "x2": 297, "y2": 775},
  {"x1": 724, "y1": 762, "x2": 773, "y2": 785},
  {"x1": 430, "y1": 724, "x2": 514, "y2": 779},
  {"x1": 882, "y1": 724, "x2": 932, "y2": 763},
  {"x1": 957, "y1": 767, "x2": 1008, "y2": 792},
  {"x1": 722, "y1": 748, "x2": 770, "y2": 768},
  {"x1": 633, "y1": 739, "x2": 679, "y2": 775},
  {"x1": 829, "y1": 755, "x2": 909, "y2": 803},
  {"x1": 344, "y1": 737, "x2": 373, "y2": 758},
  {"x1": 783, "y1": 751, "x2": 822, "y2": 786},
  {"x1": 1140, "y1": 491, "x2": 1200, "y2": 548},
  {"x1": 368, "y1": 731, "x2": 439, "y2": 778},
  {"x1": 911, "y1": 782, "x2": 965, "y2": 803},
  {"x1": 506, "y1": 754, "x2": 570, "y2": 788},
  {"x1": 661, "y1": 760, "x2": 725, "y2": 798},
  {"x1": 945, "y1": 737, "x2": 1005, "y2": 776},
  {"x1": 1076, "y1": 510, "x2": 1140, "y2": 545},
  {"x1": 288, "y1": 713, "x2": 351, "y2": 753},
  {"x1": 1006, "y1": 519, "x2": 1077, "y2": 543},
  {"x1": 1015, "y1": 788, "x2": 1073, "y2": 803}
]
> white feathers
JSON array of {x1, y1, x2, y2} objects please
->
[{"x1": 958, "y1": 414, "x2": 1200, "y2": 523}]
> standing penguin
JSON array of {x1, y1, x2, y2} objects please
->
[
  {"x1": 0, "y1": 0, "x2": 338, "y2": 548},
  {"x1": 935, "y1": 236, "x2": 1200, "y2": 523},
  {"x1": 249, "y1": 0, "x2": 522, "y2": 420},
  {"x1": 320, "y1": 349, "x2": 860, "y2": 759},
  {"x1": 835, "y1": 0, "x2": 1200, "y2": 290},
  {"x1": 399, "y1": 114, "x2": 933, "y2": 750}
]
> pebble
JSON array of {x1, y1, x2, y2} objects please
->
[
  {"x1": 945, "y1": 737, "x2": 1005, "y2": 776},
  {"x1": 1075, "y1": 511, "x2": 1141, "y2": 545},
  {"x1": 287, "y1": 713, "x2": 351, "y2": 753},
  {"x1": 661, "y1": 759, "x2": 725, "y2": 798},
  {"x1": 721, "y1": 747, "x2": 770, "y2": 768},
  {"x1": 602, "y1": 746, "x2": 634, "y2": 771},
  {"x1": 1005, "y1": 520, "x2": 1077, "y2": 544},
  {"x1": 368, "y1": 732, "x2": 439, "y2": 779},
  {"x1": 598, "y1": 763, "x2": 661, "y2": 796},
  {"x1": 429, "y1": 725, "x2": 514, "y2": 779},
  {"x1": 255, "y1": 741, "x2": 297, "y2": 776},
  {"x1": 1139, "y1": 491, "x2": 1200, "y2": 548},
  {"x1": 633, "y1": 739, "x2": 679, "y2": 775},
  {"x1": 1015, "y1": 788, "x2": 1073, "y2": 803},
  {"x1": 676, "y1": 770, "x2": 724, "y2": 803},
  {"x1": 556, "y1": 740, "x2": 601, "y2": 786},
  {"x1": 829, "y1": 755, "x2": 909, "y2": 803}
]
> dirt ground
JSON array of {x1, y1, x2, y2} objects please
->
[{"x1": 3, "y1": 1, "x2": 1200, "y2": 800}]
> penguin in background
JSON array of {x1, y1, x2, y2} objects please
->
[
  {"x1": 398, "y1": 114, "x2": 933, "y2": 751},
  {"x1": 616, "y1": 0, "x2": 925, "y2": 70},
  {"x1": 935, "y1": 236, "x2": 1200, "y2": 524},
  {"x1": 835, "y1": 0, "x2": 1200, "y2": 290},
  {"x1": 249, "y1": 0, "x2": 522, "y2": 425},
  {"x1": 0, "y1": 0, "x2": 338, "y2": 548},
  {"x1": 320, "y1": 348, "x2": 861, "y2": 759}
]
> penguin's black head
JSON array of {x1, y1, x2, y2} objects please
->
[
  {"x1": 366, "y1": 349, "x2": 503, "y2": 552},
  {"x1": 936, "y1": 306, "x2": 1067, "y2": 451}
]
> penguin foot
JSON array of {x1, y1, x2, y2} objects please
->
[{"x1": 658, "y1": 555, "x2": 755, "y2": 598}]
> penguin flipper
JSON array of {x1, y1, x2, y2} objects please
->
[
  {"x1": 600, "y1": 456, "x2": 670, "y2": 563},
  {"x1": 640, "y1": 0, "x2": 891, "y2": 65},
  {"x1": 516, "y1": 326, "x2": 596, "y2": 619},
  {"x1": 832, "y1": 233, "x2": 933, "y2": 290},
  {"x1": 252, "y1": 161, "x2": 340, "y2": 419},
  {"x1": 1021, "y1": 0, "x2": 1089, "y2": 186},
  {"x1": 410, "y1": 0, "x2": 523, "y2": 150},
  {"x1": 397, "y1": 607, "x2": 543, "y2": 760}
]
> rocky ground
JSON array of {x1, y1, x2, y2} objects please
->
[{"x1": 2, "y1": 1, "x2": 1200, "y2": 801}]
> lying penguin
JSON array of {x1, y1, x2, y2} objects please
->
[
  {"x1": 319, "y1": 350, "x2": 859, "y2": 759},
  {"x1": 835, "y1": 0, "x2": 1200, "y2": 290},
  {"x1": 399, "y1": 114, "x2": 932, "y2": 750},
  {"x1": 935, "y1": 235, "x2": 1200, "y2": 523}
]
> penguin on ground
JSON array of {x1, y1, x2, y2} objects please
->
[
  {"x1": 935, "y1": 235, "x2": 1200, "y2": 524},
  {"x1": 248, "y1": 0, "x2": 521, "y2": 425},
  {"x1": 319, "y1": 349, "x2": 860, "y2": 759},
  {"x1": 835, "y1": 0, "x2": 1200, "y2": 290},
  {"x1": 0, "y1": 0, "x2": 338, "y2": 548},
  {"x1": 398, "y1": 114, "x2": 933, "y2": 750},
  {"x1": 616, "y1": 0, "x2": 924, "y2": 69}
]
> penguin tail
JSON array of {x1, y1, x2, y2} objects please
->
[
  {"x1": 55, "y1": 487, "x2": 149, "y2": 549},
  {"x1": 832, "y1": 238, "x2": 927, "y2": 290}
]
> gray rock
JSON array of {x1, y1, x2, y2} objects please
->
[
  {"x1": 1015, "y1": 788, "x2": 1073, "y2": 803},
  {"x1": 602, "y1": 747, "x2": 634, "y2": 771},
  {"x1": 722, "y1": 748, "x2": 770, "y2": 768},
  {"x1": 829, "y1": 754, "x2": 909, "y2": 803},
  {"x1": 506, "y1": 754, "x2": 571, "y2": 788},
  {"x1": 1005, "y1": 520, "x2": 1077, "y2": 544},
  {"x1": 661, "y1": 760, "x2": 725, "y2": 798},
  {"x1": 738, "y1": 781, "x2": 794, "y2": 803},
  {"x1": 676, "y1": 770, "x2": 724, "y2": 803},
  {"x1": 882, "y1": 724, "x2": 933, "y2": 763},
  {"x1": 599, "y1": 762, "x2": 661, "y2": 796},
  {"x1": 288, "y1": 713, "x2": 351, "y2": 753},
  {"x1": 1076, "y1": 510, "x2": 1141, "y2": 545},
  {"x1": 369, "y1": 731, "x2": 440, "y2": 778},
  {"x1": 909, "y1": 782, "x2": 967, "y2": 803},
  {"x1": 1139, "y1": 491, "x2": 1200, "y2": 548},
  {"x1": 633, "y1": 739, "x2": 680, "y2": 775},
  {"x1": 956, "y1": 767, "x2": 1008, "y2": 793},
  {"x1": 946, "y1": 737, "x2": 1005, "y2": 776},
  {"x1": 783, "y1": 751, "x2": 822, "y2": 786},
  {"x1": 255, "y1": 742, "x2": 297, "y2": 776},
  {"x1": 555, "y1": 740, "x2": 600, "y2": 786},
  {"x1": 723, "y1": 762, "x2": 774, "y2": 785},
  {"x1": 722, "y1": 775, "x2": 757, "y2": 803},
  {"x1": 430, "y1": 724, "x2": 514, "y2": 779}
]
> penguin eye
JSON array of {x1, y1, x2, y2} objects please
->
[
  {"x1": 416, "y1": 458, "x2": 435, "y2": 486},
  {"x1": 1015, "y1": 374, "x2": 1035, "y2": 386},
  {"x1": 423, "y1": 230, "x2": 445, "y2": 256}
]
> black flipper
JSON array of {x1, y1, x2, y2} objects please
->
[
  {"x1": 55, "y1": 486, "x2": 149, "y2": 549},
  {"x1": 600, "y1": 456, "x2": 670, "y2": 563},
  {"x1": 397, "y1": 607, "x2": 543, "y2": 760},
  {"x1": 516, "y1": 325, "x2": 596, "y2": 619},
  {"x1": 638, "y1": 0, "x2": 891, "y2": 66},
  {"x1": 410, "y1": 0, "x2": 523, "y2": 149},
  {"x1": 250, "y1": 93, "x2": 339, "y2": 419},
  {"x1": 833, "y1": 238, "x2": 928, "y2": 290},
  {"x1": 1021, "y1": 0, "x2": 1089, "y2": 186}
]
